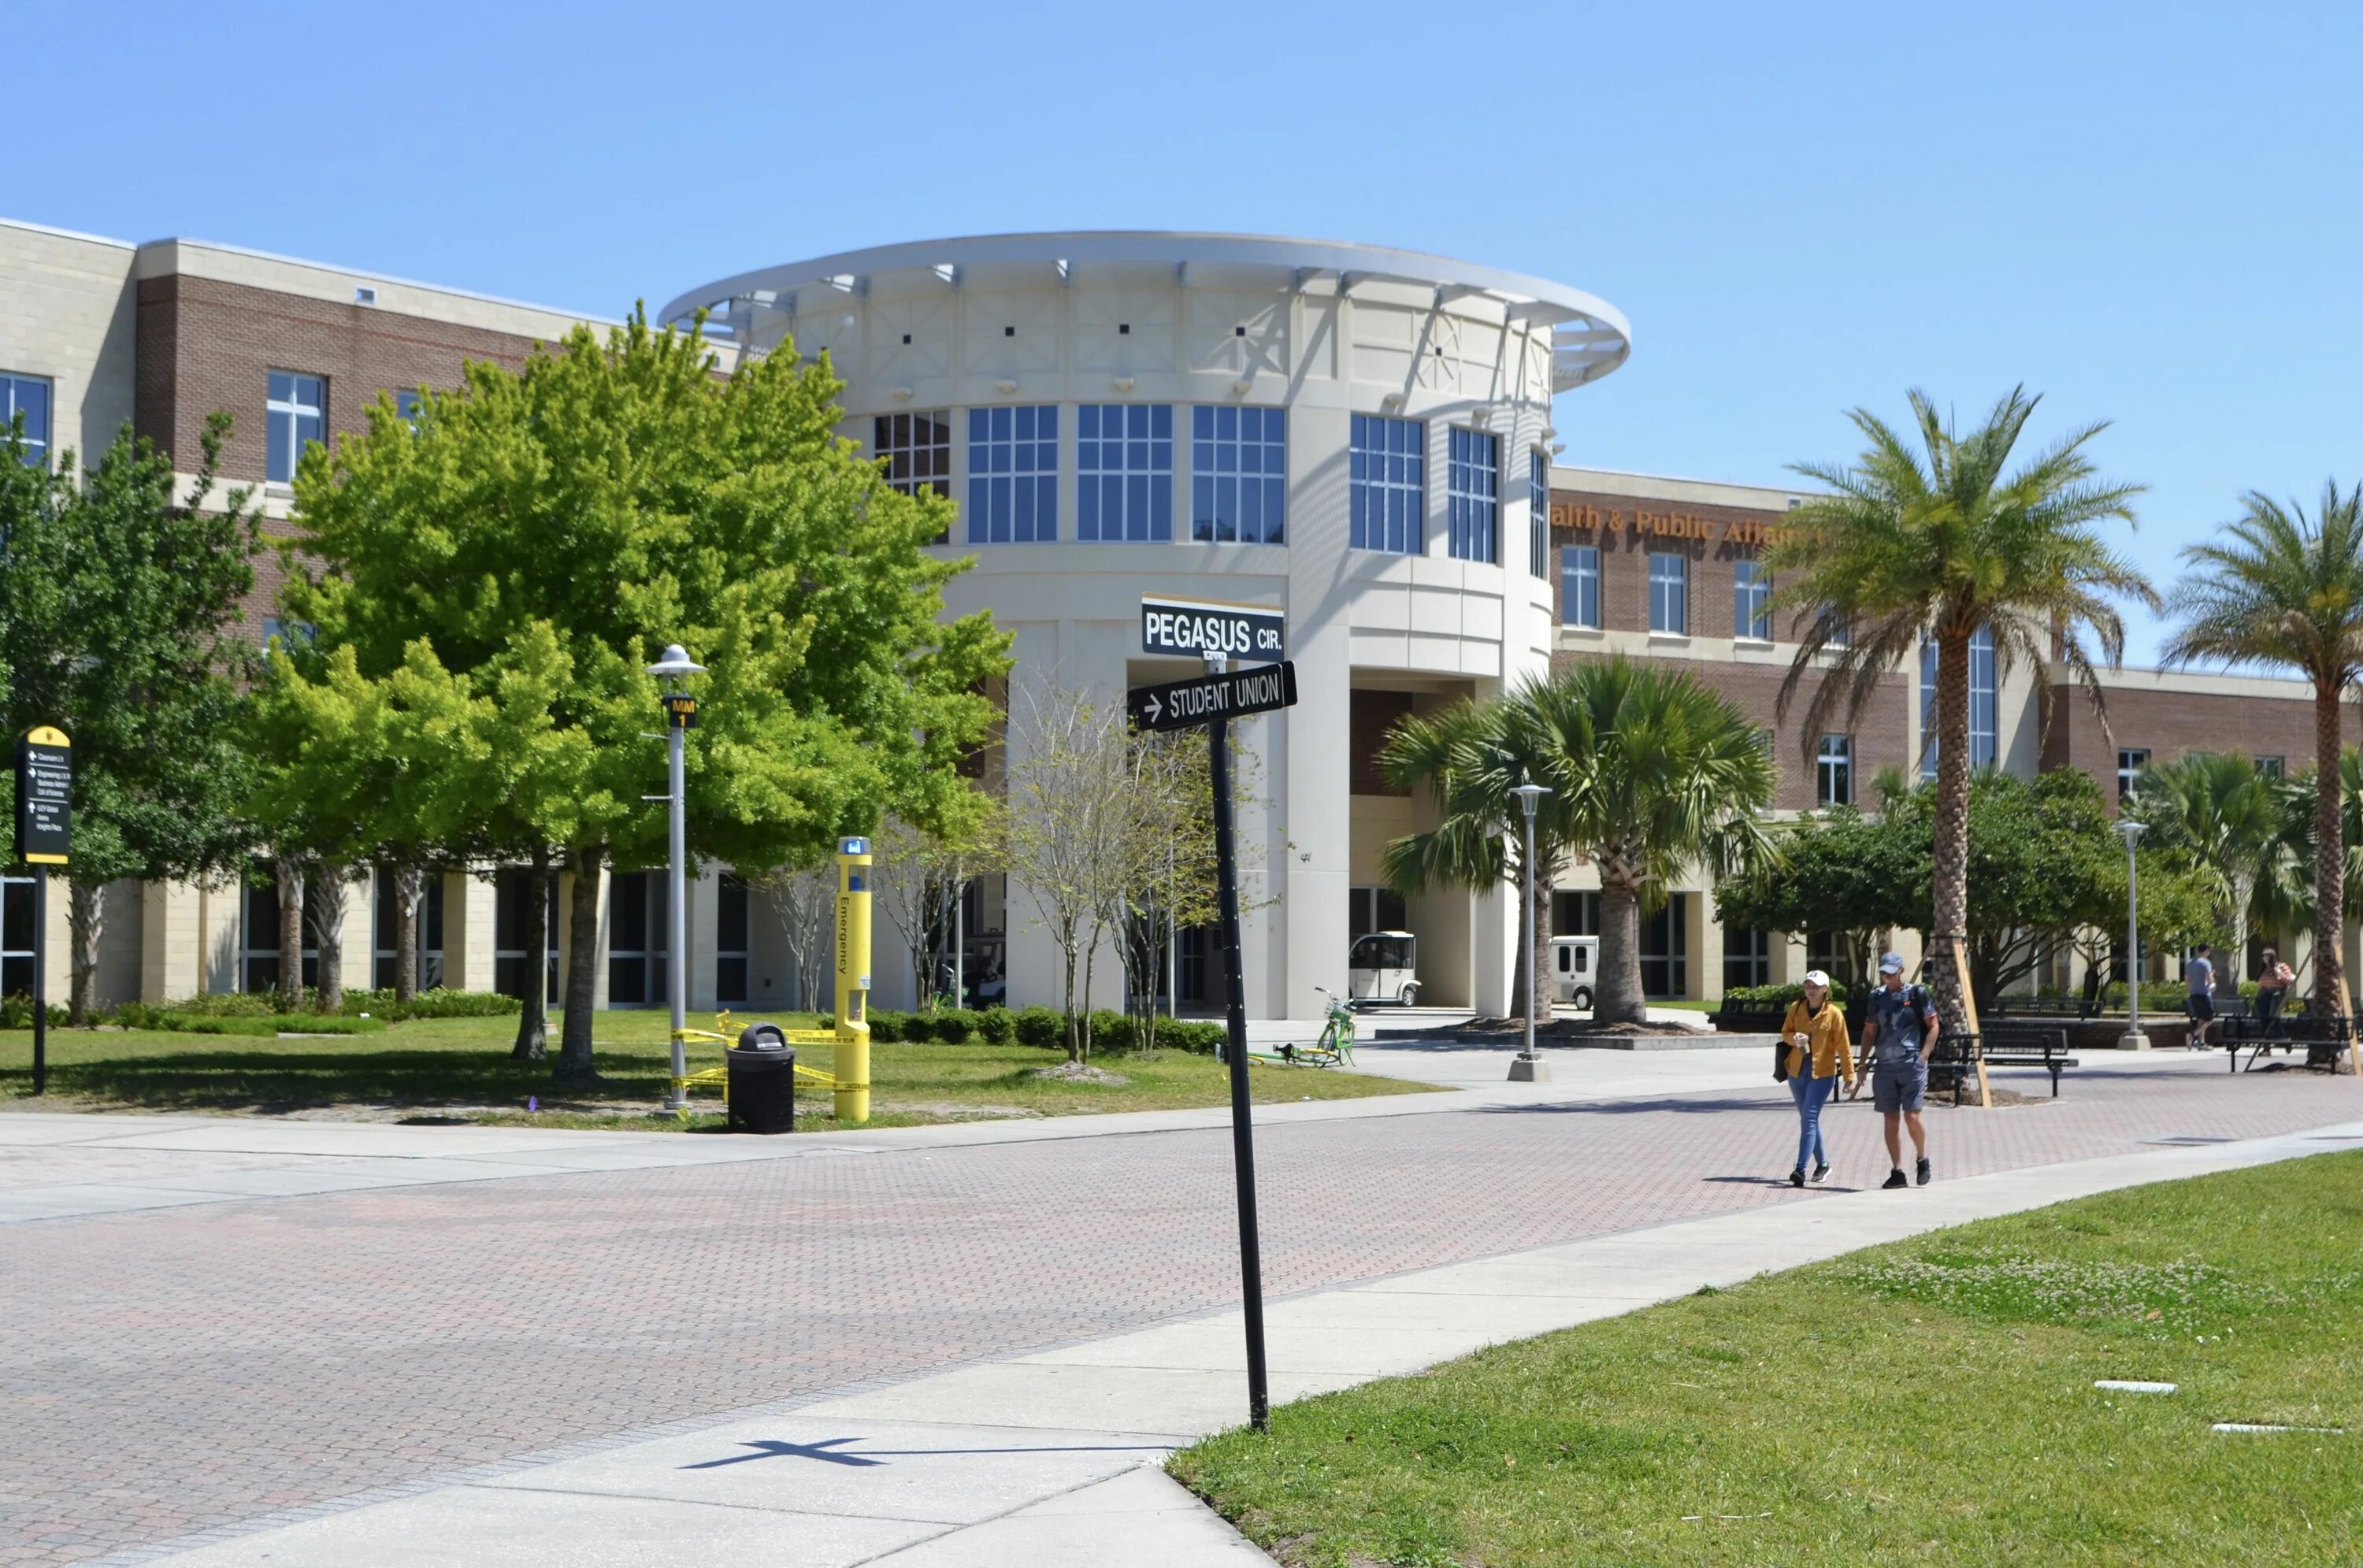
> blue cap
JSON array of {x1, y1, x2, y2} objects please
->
[{"x1": 1878, "y1": 951, "x2": 1905, "y2": 973}]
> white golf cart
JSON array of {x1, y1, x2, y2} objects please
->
[
  {"x1": 1550, "y1": 936, "x2": 1599, "y2": 1012},
  {"x1": 1348, "y1": 930, "x2": 1419, "y2": 1007}
]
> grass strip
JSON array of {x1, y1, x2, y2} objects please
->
[{"x1": 1172, "y1": 1151, "x2": 2363, "y2": 1566}]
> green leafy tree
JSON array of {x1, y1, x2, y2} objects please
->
[
  {"x1": 0, "y1": 416, "x2": 260, "y2": 1021},
  {"x1": 282, "y1": 322, "x2": 1007, "y2": 1077},
  {"x1": 2162, "y1": 482, "x2": 2363, "y2": 1016},
  {"x1": 2124, "y1": 751, "x2": 2292, "y2": 973},
  {"x1": 1386, "y1": 658, "x2": 1775, "y2": 1025},
  {"x1": 1769, "y1": 387, "x2": 2153, "y2": 1028},
  {"x1": 1712, "y1": 803, "x2": 1922, "y2": 990}
]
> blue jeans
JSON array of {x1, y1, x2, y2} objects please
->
[{"x1": 1789, "y1": 1071, "x2": 1835, "y2": 1171}]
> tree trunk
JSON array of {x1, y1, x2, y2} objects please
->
[
  {"x1": 275, "y1": 854, "x2": 306, "y2": 1012},
  {"x1": 391, "y1": 863, "x2": 422, "y2": 1004},
  {"x1": 557, "y1": 844, "x2": 604, "y2": 1081},
  {"x1": 1530, "y1": 868, "x2": 1556, "y2": 1023},
  {"x1": 1929, "y1": 627, "x2": 1975, "y2": 1032},
  {"x1": 1061, "y1": 925, "x2": 1079, "y2": 1063},
  {"x1": 2313, "y1": 682, "x2": 2346, "y2": 1018},
  {"x1": 1596, "y1": 874, "x2": 1648, "y2": 1025},
  {"x1": 512, "y1": 850, "x2": 551, "y2": 1061},
  {"x1": 67, "y1": 879, "x2": 102, "y2": 1025},
  {"x1": 310, "y1": 862, "x2": 349, "y2": 1017}
]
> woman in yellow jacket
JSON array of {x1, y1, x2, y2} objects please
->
[{"x1": 1782, "y1": 970, "x2": 1856, "y2": 1188}]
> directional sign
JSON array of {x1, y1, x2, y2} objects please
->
[
  {"x1": 1128, "y1": 662, "x2": 1298, "y2": 733},
  {"x1": 14, "y1": 726, "x2": 69, "y2": 866},
  {"x1": 1140, "y1": 595, "x2": 1285, "y2": 664}
]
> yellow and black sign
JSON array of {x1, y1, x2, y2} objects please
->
[
  {"x1": 662, "y1": 693, "x2": 699, "y2": 730},
  {"x1": 14, "y1": 725, "x2": 70, "y2": 865}
]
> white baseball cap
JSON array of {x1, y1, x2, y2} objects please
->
[{"x1": 1802, "y1": 969, "x2": 1831, "y2": 988}]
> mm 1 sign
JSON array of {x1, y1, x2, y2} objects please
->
[
  {"x1": 1128, "y1": 662, "x2": 1298, "y2": 733},
  {"x1": 1140, "y1": 595, "x2": 1285, "y2": 663},
  {"x1": 14, "y1": 725, "x2": 70, "y2": 866}
]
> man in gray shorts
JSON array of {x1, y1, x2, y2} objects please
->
[{"x1": 1857, "y1": 951, "x2": 1941, "y2": 1188}]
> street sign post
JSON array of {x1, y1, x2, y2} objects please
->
[
  {"x1": 1127, "y1": 607, "x2": 1293, "y2": 1433},
  {"x1": 1139, "y1": 594, "x2": 1285, "y2": 664},
  {"x1": 13, "y1": 726, "x2": 69, "y2": 1098}
]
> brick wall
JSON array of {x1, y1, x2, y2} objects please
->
[
  {"x1": 135, "y1": 272, "x2": 553, "y2": 484},
  {"x1": 2044, "y1": 680, "x2": 2363, "y2": 797},
  {"x1": 1549, "y1": 487, "x2": 1798, "y2": 641}
]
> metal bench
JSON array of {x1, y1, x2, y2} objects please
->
[
  {"x1": 1931, "y1": 1028, "x2": 2076, "y2": 1104},
  {"x1": 2220, "y1": 1012, "x2": 2351, "y2": 1073}
]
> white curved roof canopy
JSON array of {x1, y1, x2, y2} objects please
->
[{"x1": 659, "y1": 232, "x2": 1632, "y2": 391}]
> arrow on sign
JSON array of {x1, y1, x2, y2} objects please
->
[{"x1": 1144, "y1": 692, "x2": 1163, "y2": 725}]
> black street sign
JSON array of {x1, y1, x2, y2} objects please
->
[
  {"x1": 14, "y1": 726, "x2": 70, "y2": 866},
  {"x1": 1140, "y1": 595, "x2": 1285, "y2": 664},
  {"x1": 1127, "y1": 662, "x2": 1297, "y2": 733}
]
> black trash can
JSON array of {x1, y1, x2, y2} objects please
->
[{"x1": 726, "y1": 1022, "x2": 796, "y2": 1134}]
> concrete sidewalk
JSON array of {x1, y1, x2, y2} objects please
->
[{"x1": 135, "y1": 1110, "x2": 2363, "y2": 1566}]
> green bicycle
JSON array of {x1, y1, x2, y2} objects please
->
[{"x1": 1249, "y1": 985, "x2": 1356, "y2": 1069}]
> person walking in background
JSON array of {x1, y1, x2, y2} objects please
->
[
  {"x1": 2184, "y1": 943, "x2": 2216, "y2": 1049},
  {"x1": 1780, "y1": 970, "x2": 1853, "y2": 1188},
  {"x1": 2255, "y1": 947, "x2": 2294, "y2": 1035},
  {"x1": 1860, "y1": 952, "x2": 1939, "y2": 1188}
]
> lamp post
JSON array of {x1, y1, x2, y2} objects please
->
[
  {"x1": 1508, "y1": 783, "x2": 1550, "y2": 1084},
  {"x1": 2117, "y1": 819, "x2": 2150, "y2": 1051},
  {"x1": 646, "y1": 643, "x2": 706, "y2": 1107}
]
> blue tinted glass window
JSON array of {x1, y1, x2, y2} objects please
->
[
  {"x1": 266, "y1": 371, "x2": 325, "y2": 483},
  {"x1": 1077, "y1": 404, "x2": 1172, "y2": 543},
  {"x1": 1349, "y1": 413, "x2": 1425, "y2": 554},
  {"x1": 1190, "y1": 406, "x2": 1287, "y2": 544},
  {"x1": 1528, "y1": 450, "x2": 1549, "y2": 578},
  {"x1": 1733, "y1": 559, "x2": 1771, "y2": 640},
  {"x1": 1920, "y1": 627, "x2": 1997, "y2": 777},
  {"x1": 966, "y1": 404, "x2": 1059, "y2": 544},
  {"x1": 1560, "y1": 545, "x2": 1600, "y2": 628},
  {"x1": 1, "y1": 374, "x2": 50, "y2": 467},
  {"x1": 1446, "y1": 428, "x2": 1498, "y2": 564},
  {"x1": 1649, "y1": 552, "x2": 1688, "y2": 634}
]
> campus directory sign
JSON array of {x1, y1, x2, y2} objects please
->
[
  {"x1": 1139, "y1": 594, "x2": 1285, "y2": 664},
  {"x1": 14, "y1": 726, "x2": 70, "y2": 866}
]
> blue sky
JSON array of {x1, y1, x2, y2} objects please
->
[{"x1": 22, "y1": 2, "x2": 2361, "y2": 663}]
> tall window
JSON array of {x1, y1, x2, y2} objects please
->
[
  {"x1": 1920, "y1": 628, "x2": 1998, "y2": 778},
  {"x1": 717, "y1": 873, "x2": 751, "y2": 1004},
  {"x1": 1, "y1": 876, "x2": 32, "y2": 996},
  {"x1": 2, "y1": 373, "x2": 50, "y2": 467},
  {"x1": 373, "y1": 873, "x2": 444, "y2": 990},
  {"x1": 1346, "y1": 885, "x2": 1409, "y2": 940},
  {"x1": 1816, "y1": 733, "x2": 1853, "y2": 806},
  {"x1": 266, "y1": 371, "x2": 325, "y2": 484},
  {"x1": 1445, "y1": 427, "x2": 1498, "y2": 563},
  {"x1": 1192, "y1": 406, "x2": 1286, "y2": 543},
  {"x1": 1733, "y1": 560, "x2": 1772, "y2": 641},
  {"x1": 1529, "y1": 452, "x2": 1550, "y2": 578},
  {"x1": 1561, "y1": 545, "x2": 1601, "y2": 628},
  {"x1": 1349, "y1": 413, "x2": 1424, "y2": 554},
  {"x1": 1641, "y1": 895, "x2": 1689, "y2": 999},
  {"x1": 2117, "y1": 747, "x2": 2150, "y2": 801},
  {"x1": 607, "y1": 870, "x2": 667, "y2": 1006},
  {"x1": 393, "y1": 389, "x2": 426, "y2": 431},
  {"x1": 1819, "y1": 608, "x2": 1852, "y2": 650},
  {"x1": 1077, "y1": 404, "x2": 1173, "y2": 542},
  {"x1": 966, "y1": 405, "x2": 1059, "y2": 544},
  {"x1": 1649, "y1": 553, "x2": 1688, "y2": 634},
  {"x1": 495, "y1": 869, "x2": 558, "y2": 1003},
  {"x1": 874, "y1": 410, "x2": 952, "y2": 499},
  {"x1": 1723, "y1": 926, "x2": 1770, "y2": 991},
  {"x1": 240, "y1": 864, "x2": 314, "y2": 992}
]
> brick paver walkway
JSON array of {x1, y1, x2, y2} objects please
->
[{"x1": 4, "y1": 1062, "x2": 2357, "y2": 1564}]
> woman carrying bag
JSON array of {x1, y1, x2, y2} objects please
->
[{"x1": 1778, "y1": 969, "x2": 1855, "y2": 1188}]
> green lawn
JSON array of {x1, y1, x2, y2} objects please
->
[
  {"x1": 1173, "y1": 1152, "x2": 2363, "y2": 1566},
  {"x1": 0, "y1": 1010, "x2": 1434, "y2": 1129}
]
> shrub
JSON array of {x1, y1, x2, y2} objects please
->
[
  {"x1": 1720, "y1": 981, "x2": 1852, "y2": 1010},
  {"x1": 0, "y1": 995, "x2": 69, "y2": 1029},
  {"x1": 1012, "y1": 1006, "x2": 1065, "y2": 1048},
  {"x1": 975, "y1": 1007, "x2": 1015, "y2": 1044},
  {"x1": 1161, "y1": 1019, "x2": 1229, "y2": 1055},
  {"x1": 866, "y1": 1009, "x2": 906, "y2": 1043},
  {"x1": 901, "y1": 1012, "x2": 937, "y2": 1043},
  {"x1": 932, "y1": 1008, "x2": 975, "y2": 1043},
  {"x1": 342, "y1": 987, "x2": 520, "y2": 1021},
  {"x1": 113, "y1": 1003, "x2": 387, "y2": 1036},
  {"x1": 1086, "y1": 1009, "x2": 1131, "y2": 1051}
]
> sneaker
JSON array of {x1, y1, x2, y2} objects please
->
[
  {"x1": 1811, "y1": 1162, "x2": 1831, "y2": 1185},
  {"x1": 1916, "y1": 1157, "x2": 1932, "y2": 1187},
  {"x1": 1787, "y1": 1168, "x2": 1805, "y2": 1188},
  {"x1": 1882, "y1": 1169, "x2": 1909, "y2": 1190}
]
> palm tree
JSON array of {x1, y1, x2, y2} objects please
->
[
  {"x1": 2164, "y1": 483, "x2": 2363, "y2": 1018},
  {"x1": 2126, "y1": 751, "x2": 2291, "y2": 976},
  {"x1": 1382, "y1": 658, "x2": 1776, "y2": 1026},
  {"x1": 1768, "y1": 387, "x2": 2153, "y2": 1029}
]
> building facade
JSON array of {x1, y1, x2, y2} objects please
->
[{"x1": 2, "y1": 216, "x2": 2352, "y2": 1018}]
